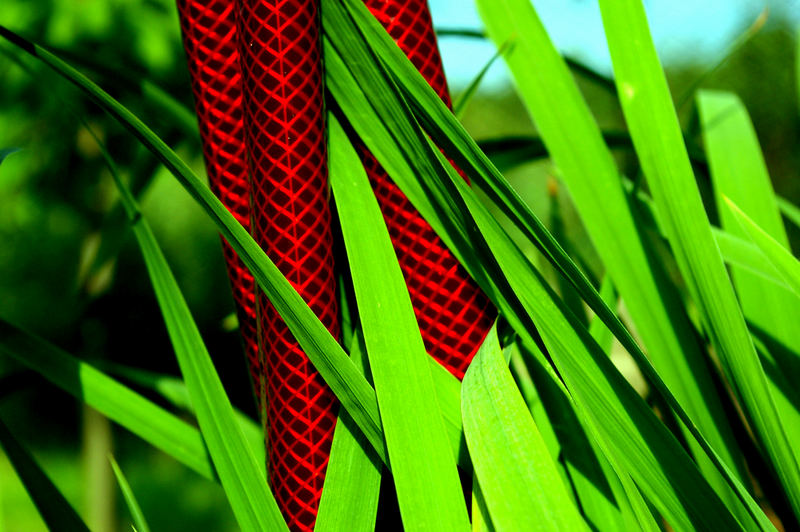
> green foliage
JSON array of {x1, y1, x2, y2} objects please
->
[
  {"x1": 315, "y1": 332, "x2": 381, "y2": 532},
  {"x1": 462, "y1": 326, "x2": 586, "y2": 531},
  {"x1": 0, "y1": 419, "x2": 90, "y2": 532},
  {"x1": 726, "y1": 199, "x2": 800, "y2": 299},
  {"x1": 599, "y1": 0, "x2": 800, "y2": 523},
  {"x1": 329, "y1": 116, "x2": 469, "y2": 530},
  {"x1": 108, "y1": 156, "x2": 286, "y2": 532},
  {"x1": 477, "y1": 0, "x2": 748, "y2": 513},
  {"x1": 108, "y1": 455, "x2": 151, "y2": 532}
]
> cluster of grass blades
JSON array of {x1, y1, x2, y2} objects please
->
[{"x1": 1, "y1": 0, "x2": 800, "y2": 529}]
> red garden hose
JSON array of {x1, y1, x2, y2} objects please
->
[
  {"x1": 178, "y1": 1, "x2": 494, "y2": 529},
  {"x1": 176, "y1": 0, "x2": 262, "y2": 401},
  {"x1": 236, "y1": 1, "x2": 339, "y2": 530},
  {"x1": 360, "y1": 0, "x2": 496, "y2": 380}
]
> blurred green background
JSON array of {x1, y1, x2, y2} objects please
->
[{"x1": 0, "y1": 0, "x2": 798, "y2": 530}]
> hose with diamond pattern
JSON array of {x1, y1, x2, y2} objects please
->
[
  {"x1": 176, "y1": 0, "x2": 263, "y2": 404},
  {"x1": 236, "y1": 1, "x2": 340, "y2": 530},
  {"x1": 177, "y1": 1, "x2": 495, "y2": 530},
  {"x1": 360, "y1": 0, "x2": 496, "y2": 379}
]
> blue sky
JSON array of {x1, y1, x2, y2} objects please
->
[{"x1": 429, "y1": 0, "x2": 797, "y2": 89}]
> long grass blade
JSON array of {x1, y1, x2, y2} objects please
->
[
  {"x1": 0, "y1": 319, "x2": 217, "y2": 480},
  {"x1": 712, "y1": 229, "x2": 788, "y2": 288},
  {"x1": 315, "y1": 334, "x2": 381, "y2": 530},
  {"x1": 462, "y1": 326, "x2": 587, "y2": 531},
  {"x1": 329, "y1": 115, "x2": 469, "y2": 530},
  {"x1": 452, "y1": 39, "x2": 510, "y2": 119},
  {"x1": 698, "y1": 90, "x2": 800, "y2": 479},
  {"x1": 598, "y1": 0, "x2": 800, "y2": 519},
  {"x1": 82, "y1": 119, "x2": 269, "y2": 471},
  {"x1": 103, "y1": 364, "x2": 266, "y2": 466},
  {"x1": 106, "y1": 142, "x2": 285, "y2": 532},
  {"x1": 725, "y1": 198, "x2": 800, "y2": 298},
  {"x1": 512, "y1": 337, "x2": 633, "y2": 531},
  {"x1": 699, "y1": 89, "x2": 800, "y2": 351},
  {"x1": 516, "y1": 340, "x2": 656, "y2": 532},
  {"x1": 476, "y1": 0, "x2": 749, "y2": 511},
  {"x1": 79, "y1": 15, "x2": 752, "y2": 512},
  {"x1": 109, "y1": 455, "x2": 151, "y2": 532},
  {"x1": 0, "y1": 313, "x2": 465, "y2": 502},
  {"x1": 0, "y1": 418, "x2": 90, "y2": 532},
  {"x1": 322, "y1": 12, "x2": 759, "y2": 511},
  {"x1": 778, "y1": 198, "x2": 800, "y2": 230},
  {"x1": 428, "y1": 137, "x2": 744, "y2": 530}
]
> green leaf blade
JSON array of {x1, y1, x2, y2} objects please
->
[
  {"x1": 476, "y1": 0, "x2": 749, "y2": 508},
  {"x1": 699, "y1": 89, "x2": 799, "y2": 330},
  {"x1": 315, "y1": 331, "x2": 382, "y2": 532},
  {"x1": 699, "y1": 89, "x2": 800, "y2": 354},
  {"x1": 462, "y1": 326, "x2": 587, "y2": 531},
  {"x1": 0, "y1": 319, "x2": 216, "y2": 480},
  {"x1": 109, "y1": 455, "x2": 151, "y2": 532},
  {"x1": 329, "y1": 116, "x2": 469, "y2": 531},
  {"x1": 598, "y1": 0, "x2": 800, "y2": 519},
  {"x1": 0, "y1": 419, "x2": 90, "y2": 532},
  {"x1": 725, "y1": 198, "x2": 800, "y2": 299},
  {"x1": 131, "y1": 211, "x2": 286, "y2": 532},
  {"x1": 452, "y1": 39, "x2": 510, "y2": 119}
]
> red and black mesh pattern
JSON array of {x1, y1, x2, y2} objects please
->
[
  {"x1": 176, "y1": 0, "x2": 262, "y2": 398},
  {"x1": 236, "y1": 1, "x2": 338, "y2": 530},
  {"x1": 361, "y1": 0, "x2": 495, "y2": 379}
]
